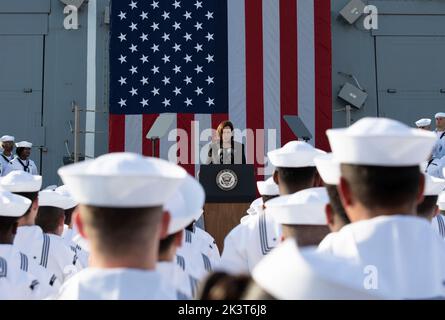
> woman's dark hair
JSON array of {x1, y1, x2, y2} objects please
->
[
  {"x1": 216, "y1": 120, "x2": 234, "y2": 140},
  {"x1": 198, "y1": 272, "x2": 250, "y2": 300},
  {"x1": 216, "y1": 121, "x2": 235, "y2": 163}
]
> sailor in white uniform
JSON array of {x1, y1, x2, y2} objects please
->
[
  {"x1": 176, "y1": 220, "x2": 219, "y2": 287},
  {"x1": 1, "y1": 171, "x2": 61, "y2": 292},
  {"x1": 219, "y1": 141, "x2": 325, "y2": 274},
  {"x1": 265, "y1": 187, "x2": 330, "y2": 247},
  {"x1": 319, "y1": 117, "x2": 445, "y2": 299},
  {"x1": 158, "y1": 174, "x2": 205, "y2": 299},
  {"x1": 247, "y1": 239, "x2": 388, "y2": 300},
  {"x1": 52, "y1": 185, "x2": 89, "y2": 268},
  {"x1": 240, "y1": 177, "x2": 280, "y2": 224},
  {"x1": 8, "y1": 141, "x2": 38, "y2": 175},
  {"x1": 430, "y1": 113, "x2": 445, "y2": 163},
  {"x1": 192, "y1": 225, "x2": 221, "y2": 267},
  {"x1": 314, "y1": 153, "x2": 351, "y2": 251},
  {"x1": 415, "y1": 118, "x2": 432, "y2": 131},
  {"x1": 35, "y1": 190, "x2": 83, "y2": 283},
  {"x1": 56, "y1": 153, "x2": 187, "y2": 300},
  {"x1": 0, "y1": 135, "x2": 15, "y2": 177},
  {"x1": 416, "y1": 175, "x2": 445, "y2": 223},
  {"x1": 0, "y1": 190, "x2": 54, "y2": 300},
  {"x1": 432, "y1": 191, "x2": 445, "y2": 240}
]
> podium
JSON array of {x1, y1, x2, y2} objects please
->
[{"x1": 199, "y1": 165, "x2": 257, "y2": 251}]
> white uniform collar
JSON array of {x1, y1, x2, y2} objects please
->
[
  {"x1": 16, "y1": 225, "x2": 43, "y2": 240},
  {"x1": 326, "y1": 215, "x2": 445, "y2": 299},
  {"x1": 57, "y1": 268, "x2": 176, "y2": 300}
]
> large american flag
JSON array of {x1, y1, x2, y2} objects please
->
[{"x1": 109, "y1": 0, "x2": 332, "y2": 179}]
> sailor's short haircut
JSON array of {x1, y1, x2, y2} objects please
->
[
  {"x1": 0, "y1": 216, "x2": 20, "y2": 234},
  {"x1": 341, "y1": 165, "x2": 421, "y2": 210},
  {"x1": 417, "y1": 195, "x2": 439, "y2": 219},
  {"x1": 13, "y1": 192, "x2": 38, "y2": 218},
  {"x1": 281, "y1": 225, "x2": 330, "y2": 247},
  {"x1": 36, "y1": 206, "x2": 65, "y2": 234},
  {"x1": 325, "y1": 185, "x2": 350, "y2": 225},
  {"x1": 276, "y1": 167, "x2": 317, "y2": 190},
  {"x1": 80, "y1": 205, "x2": 164, "y2": 255}
]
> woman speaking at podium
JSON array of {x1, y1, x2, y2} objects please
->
[{"x1": 206, "y1": 121, "x2": 246, "y2": 165}]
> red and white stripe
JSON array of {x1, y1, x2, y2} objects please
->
[{"x1": 109, "y1": 0, "x2": 332, "y2": 179}]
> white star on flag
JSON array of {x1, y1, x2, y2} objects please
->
[
  {"x1": 184, "y1": 54, "x2": 192, "y2": 63},
  {"x1": 140, "y1": 77, "x2": 149, "y2": 85},
  {"x1": 151, "y1": 22, "x2": 159, "y2": 31},
  {"x1": 119, "y1": 77, "x2": 127, "y2": 86},
  {"x1": 184, "y1": 98, "x2": 193, "y2": 106},
  {"x1": 129, "y1": 22, "x2": 138, "y2": 31},
  {"x1": 129, "y1": 87, "x2": 138, "y2": 96},
  {"x1": 118, "y1": 99, "x2": 127, "y2": 107},
  {"x1": 129, "y1": 66, "x2": 138, "y2": 74},
  {"x1": 183, "y1": 11, "x2": 192, "y2": 20},
  {"x1": 162, "y1": 11, "x2": 170, "y2": 20},
  {"x1": 140, "y1": 98, "x2": 149, "y2": 107},
  {"x1": 129, "y1": 44, "x2": 138, "y2": 53},
  {"x1": 151, "y1": 1, "x2": 159, "y2": 9},
  {"x1": 151, "y1": 65, "x2": 160, "y2": 74},
  {"x1": 195, "y1": 87, "x2": 203, "y2": 95},
  {"x1": 162, "y1": 98, "x2": 171, "y2": 107},
  {"x1": 118, "y1": 33, "x2": 127, "y2": 42},
  {"x1": 194, "y1": 1, "x2": 202, "y2": 10},
  {"x1": 194, "y1": 43, "x2": 203, "y2": 52},
  {"x1": 206, "y1": 97, "x2": 215, "y2": 106},
  {"x1": 129, "y1": 1, "x2": 137, "y2": 10},
  {"x1": 151, "y1": 44, "x2": 160, "y2": 52},
  {"x1": 118, "y1": 55, "x2": 127, "y2": 64},
  {"x1": 184, "y1": 76, "x2": 192, "y2": 85},
  {"x1": 162, "y1": 76, "x2": 171, "y2": 85}
]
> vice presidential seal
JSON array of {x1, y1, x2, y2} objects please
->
[{"x1": 216, "y1": 169, "x2": 238, "y2": 191}]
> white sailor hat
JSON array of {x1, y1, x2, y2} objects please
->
[
  {"x1": 0, "y1": 190, "x2": 31, "y2": 217},
  {"x1": 257, "y1": 177, "x2": 279, "y2": 196},
  {"x1": 43, "y1": 185, "x2": 58, "y2": 191},
  {"x1": 1, "y1": 171, "x2": 42, "y2": 193},
  {"x1": 435, "y1": 113, "x2": 445, "y2": 119},
  {"x1": 164, "y1": 174, "x2": 205, "y2": 235},
  {"x1": 267, "y1": 141, "x2": 326, "y2": 168},
  {"x1": 252, "y1": 239, "x2": 386, "y2": 300},
  {"x1": 437, "y1": 192, "x2": 445, "y2": 211},
  {"x1": 58, "y1": 153, "x2": 187, "y2": 208},
  {"x1": 38, "y1": 190, "x2": 78, "y2": 210},
  {"x1": 0, "y1": 135, "x2": 15, "y2": 143},
  {"x1": 415, "y1": 119, "x2": 431, "y2": 128},
  {"x1": 15, "y1": 141, "x2": 32, "y2": 148},
  {"x1": 265, "y1": 187, "x2": 329, "y2": 226},
  {"x1": 314, "y1": 153, "x2": 340, "y2": 186},
  {"x1": 424, "y1": 175, "x2": 445, "y2": 196},
  {"x1": 54, "y1": 185, "x2": 78, "y2": 209},
  {"x1": 247, "y1": 197, "x2": 263, "y2": 215},
  {"x1": 327, "y1": 118, "x2": 436, "y2": 167}
]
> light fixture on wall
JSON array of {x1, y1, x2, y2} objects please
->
[
  {"x1": 59, "y1": 0, "x2": 86, "y2": 9},
  {"x1": 339, "y1": 0, "x2": 366, "y2": 24},
  {"x1": 337, "y1": 72, "x2": 368, "y2": 110}
]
